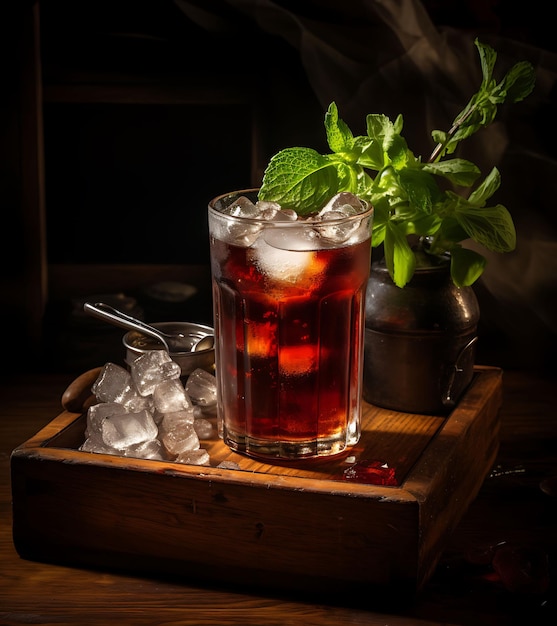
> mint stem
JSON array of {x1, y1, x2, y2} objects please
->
[{"x1": 428, "y1": 104, "x2": 478, "y2": 163}]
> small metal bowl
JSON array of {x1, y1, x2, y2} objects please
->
[{"x1": 123, "y1": 321, "x2": 214, "y2": 377}]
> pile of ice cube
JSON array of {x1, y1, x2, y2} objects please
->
[
  {"x1": 217, "y1": 191, "x2": 368, "y2": 248},
  {"x1": 80, "y1": 350, "x2": 218, "y2": 466}
]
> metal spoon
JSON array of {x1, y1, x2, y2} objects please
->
[
  {"x1": 192, "y1": 334, "x2": 215, "y2": 352},
  {"x1": 83, "y1": 302, "x2": 213, "y2": 353}
]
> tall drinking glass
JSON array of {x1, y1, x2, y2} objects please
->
[{"x1": 208, "y1": 189, "x2": 373, "y2": 460}]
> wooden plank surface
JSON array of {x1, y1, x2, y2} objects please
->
[
  {"x1": 10, "y1": 368, "x2": 502, "y2": 598},
  {"x1": 14, "y1": 368, "x2": 502, "y2": 490},
  {"x1": 1, "y1": 369, "x2": 556, "y2": 625}
]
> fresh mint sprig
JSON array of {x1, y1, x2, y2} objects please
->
[{"x1": 259, "y1": 39, "x2": 535, "y2": 288}]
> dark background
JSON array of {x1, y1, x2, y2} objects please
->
[{"x1": 1, "y1": 0, "x2": 556, "y2": 376}]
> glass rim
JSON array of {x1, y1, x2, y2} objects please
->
[{"x1": 208, "y1": 188, "x2": 373, "y2": 227}]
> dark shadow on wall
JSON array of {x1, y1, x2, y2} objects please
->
[{"x1": 175, "y1": 0, "x2": 557, "y2": 375}]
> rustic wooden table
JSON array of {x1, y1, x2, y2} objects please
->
[{"x1": 1, "y1": 369, "x2": 555, "y2": 625}]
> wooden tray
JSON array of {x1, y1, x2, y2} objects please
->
[{"x1": 10, "y1": 366, "x2": 502, "y2": 600}]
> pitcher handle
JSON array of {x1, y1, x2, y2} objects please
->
[{"x1": 442, "y1": 336, "x2": 478, "y2": 408}]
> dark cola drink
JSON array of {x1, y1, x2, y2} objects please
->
[{"x1": 209, "y1": 190, "x2": 373, "y2": 460}]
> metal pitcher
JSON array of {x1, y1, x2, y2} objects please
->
[{"x1": 363, "y1": 258, "x2": 480, "y2": 414}]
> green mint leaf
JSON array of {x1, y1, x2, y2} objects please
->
[
  {"x1": 257, "y1": 36, "x2": 533, "y2": 289},
  {"x1": 365, "y1": 114, "x2": 404, "y2": 167},
  {"x1": 354, "y1": 169, "x2": 375, "y2": 198},
  {"x1": 366, "y1": 113, "x2": 393, "y2": 144},
  {"x1": 384, "y1": 222, "x2": 416, "y2": 287},
  {"x1": 430, "y1": 39, "x2": 535, "y2": 160},
  {"x1": 406, "y1": 213, "x2": 442, "y2": 237},
  {"x1": 325, "y1": 102, "x2": 354, "y2": 153},
  {"x1": 450, "y1": 246, "x2": 487, "y2": 286},
  {"x1": 475, "y1": 39, "x2": 497, "y2": 89},
  {"x1": 353, "y1": 135, "x2": 383, "y2": 169},
  {"x1": 371, "y1": 166, "x2": 400, "y2": 195},
  {"x1": 259, "y1": 147, "x2": 343, "y2": 214},
  {"x1": 398, "y1": 168, "x2": 436, "y2": 214},
  {"x1": 499, "y1": 61, "x2": 536, "y2": 103},
  {"x1": 468, "y1": 167, "x2": 501, "y2": 205},
  {"x1": 434, "y1": 215, "x2": 469, "y2": 245},
  {"x1": 452, "y1": 194, "x2": 517, "y2": 252},
  {"x1": 387, "y1": 134, "x2": 411, "y2": 169},
  {"x1": 329, "y1": 154, "x2": 364, "y2": 192},
  {"x1": 368, "y1": 198, "x2": 390, "y2": 247},
  {"x1": 445, "y1": 98, "x2": 497, "y2": 151},
  {"x1": 359, "y1": 140, "x2": 385, "y2": 170},
  {"x1": 431, "y1": 129, "x2": 448, "y2": 146},
  {"x1": 361, "y1": 115, "x2": 388, "y2": 169},
  {"x1": 422, "y1": 159, "x2": 480, "y2": 187}
]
